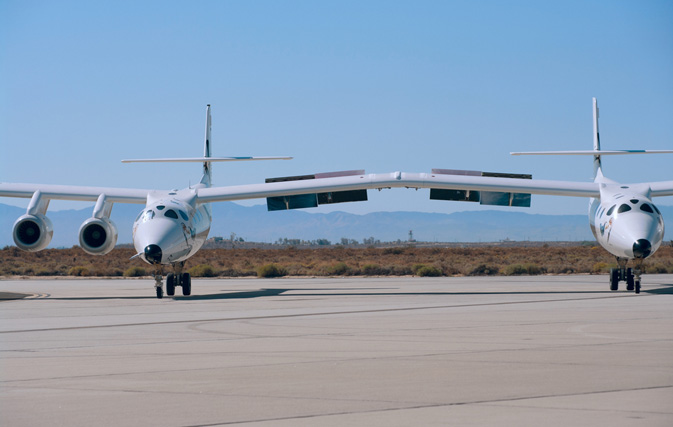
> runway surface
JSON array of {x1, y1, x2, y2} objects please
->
[{"x1": 1, "y1": 275, "x2": 672, "y2": 426}]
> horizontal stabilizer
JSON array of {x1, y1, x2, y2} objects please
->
[
  {"x1": 430, "y1": 169, "x2": 532, "y2": 207},
  {"x1": 122, "y1": 156, "x2": 292, "y2": 163},
  {"x1": 266, "y1": 170, "x2": 368, "y2": 211},
  {"x1": 511, "y1": 150, "x2": 673, "y2": 156}
]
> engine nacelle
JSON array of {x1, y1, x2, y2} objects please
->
[
  {"x1": 79, "y1": 217, "x2": 118, "y2": 255},
  {"x1": 13, "y1": 214, "x2": 54, "y2": 252}
]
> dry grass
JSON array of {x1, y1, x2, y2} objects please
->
[{"x1": 2, "y1": 244, "x2": 673, "y2": 278}]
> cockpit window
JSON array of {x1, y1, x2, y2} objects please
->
[
  {"x1": 606, "y1": 205, "x2": 616, "y2": 216},
  {"x1": 135, "y1": 210, "x2": 144, "y2": 222},
  {"x1": 640, "y1": 204, "x2": 654, "y2": 213},
  {"x1": 142, "y1": 210, "x2": 155, "y2": 222},
  {"x1": 630, "y1": 199, "x2": 639, "y2": 204},
  {"x1": 653, "y1": 204, "x2": 661, "y2": 215},
  {"x1": 617, "y1": 204, "x2": 631, "y2": 214},
  {"x1": 156, "y1": 205, "x2": 165, "y2": 211},
  {"x1": 178, "y1": 210, "x2": 189, "y2": 221},
  {"x1": 164, "y1": 209, "x2": 179, "y2": 219}
]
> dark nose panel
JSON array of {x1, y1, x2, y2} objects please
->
[
  {"x1": 144, "y1": 244, "x2": 163, "y2": 264},
  {"x1": 632, "y1": 239, "x2": 652, "y2": 259}
]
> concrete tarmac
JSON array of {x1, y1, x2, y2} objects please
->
[{"x1": 1, "y1": 275, "x2": 672, "y2": 426}]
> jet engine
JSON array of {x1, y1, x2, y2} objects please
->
[
  {"x1": 13, "y1": 214, "x2": 54, "y2": 252},
  {"x1": 79, "y1": 217, "x2": 118, "y2": 255}
]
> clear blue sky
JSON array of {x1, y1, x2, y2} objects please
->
[{"x1": 1, "y1": 0, "x2": 672, "y2": 216}]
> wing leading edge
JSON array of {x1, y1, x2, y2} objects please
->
[
  {"x1": 5, "y1": 174, "x2": 673, "y2": 207},
  {"x1": 0, "y1": 183, "x2": 150, "y2": 204}
]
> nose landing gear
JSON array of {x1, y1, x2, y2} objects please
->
[
  {"x1": 153, "y1": 262, "x2": 192, "y2": 299},
  {"x1": 154, "y1": 268, "x2": 164, "y2": 299},
  {"x1": 609, "y1": 258, "x2": 642, "y2": 294}
]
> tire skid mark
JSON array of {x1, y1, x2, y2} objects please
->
[{"x1": 0, "y1": 293, "x2": 637, "y2": 335}]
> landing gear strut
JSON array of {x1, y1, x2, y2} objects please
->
[
  {"x1": 153, "y1": 262, "x2": 192, "y2": 299},
  {"x1": 609, "y1": 258, "x2": 642, "y2": 294},
  {"x1": 154, "y1": 265, "x2": 164, "y2": 299},
  {"x1": 633, "y1": 260, "x2": 643, "y2": 294}
]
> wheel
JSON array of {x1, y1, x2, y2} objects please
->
[
  {"x1": 626, "y1": 268, "x2": 634, "y2": 291},
  {"x1": 181, "y1": 272, "x2": 191, "y2": 296},
  {"x1": 156, "y1": 286, "x2": 163, "y2": 299},
  {"x1": 635, "y1": 280, "x2": 641, "y2": 294},
  {"x1": 609, "y1": 268, "x2": 619, "y2": 291},
  {"x1": 166, "y1": 273, "x2": 176, "y2": 296}
]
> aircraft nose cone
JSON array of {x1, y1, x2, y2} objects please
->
[
  {"x1": 144, "y1": 244, "x2": 163, "y2": 264},
  {"x1": 632, "y1": 239, "x2": 652, "y2": 259}
]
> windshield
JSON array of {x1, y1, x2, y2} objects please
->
[
  {"x1": 617, "y1": 204, "x2": 631, "y2": 214},
  {"x1": 142, "y1": 210, "x2": 155, "y2": 222}
]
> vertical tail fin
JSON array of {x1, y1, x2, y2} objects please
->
[
  {"x1": 201, "y1": 104, "x2": 212, "y2": 187},
  {"x1": 592, "y1": 97, "x2": 603, "y2": 180}
]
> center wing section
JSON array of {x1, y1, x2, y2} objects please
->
[{"x1": 196, "y1": 171, "x2": 601, "y2": 204}]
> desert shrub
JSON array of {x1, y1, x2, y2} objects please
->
[
  {"x1": 592, "y1": 262, "x2": 609, "y2": 274},
  {"x1": 504, "y1": 264, "x2": 527, "y2": 276},
  {"x1": 555, "y1": 267, "x2": 575, "y2": 274},
  {"x1": 284, "y1": 263, "x2": 306, "y2": 276},
  {"x1": 439, "y1": 264, "x2": 461, "y2": 276},
  {"x1": 361, "y1": 264, "x2": 382, "y2": 275},
  {"x1": 411, "y1": 264, "x2": 425, "y2": 275},
  {"x1": 326, "y1": 262, "x2": 350, "y2": 275},
  {"x1": 189, "y1": 264, "x2": 217, "y2": 277},
  {"x1": 123, "y1": 266, "x2": 146, "y2": 277},
  {"x1": 646, "y1": 264, "x2": 669, "y2": 274},
  {"x1": 218, "y1": 268, "x2": 239, "y2": 277},
  {"x1": 257, "y1": 263, "x2": 287, "y2": 278},
  {"x1": 386, "y1": 265, "x2": 412, "y2": 275},
  {"x1": 240, "y1": 270, "x2": 258, "y2": 277},
  {"x1": 469, "y1": 264, "x2": 499, "y2": 276},
  {"x1": 90, "y1": 267, "x2": 119, "y2": 277},
  {"x1": 68, "y1": 266, "x2": 90, "y2": 276},
  {"x1": 383, "y1": 247, "x2": 405, "y2": 255},
  {"x1": 504, "y1": 264, "x2": 543, "y2": 275},
  {"x1": 415, "y1": 265, "x2": 442, "y2": 277},
  {"x1": 526, "y1": 264, "x2": 544, "y2": 275}
]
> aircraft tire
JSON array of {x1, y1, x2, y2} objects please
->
[
  {"x1": 609, "y1": 268, "x2": 619, "y2": 291},
  {"x1": 626, "y1": 268, "x2": 634, "y2": 291},
  {"x1": 156, "y1": 286, "x2": 163, "y2": 299},
  {"x1": 635, "y1": 281, "x2": 641, "y2": 294},
  {"x1": 166, "y1": 273, "x2": 176, "y2": 296},
  {"x1": 182, "y1": 273, "x2": 191, "y2": 296}
]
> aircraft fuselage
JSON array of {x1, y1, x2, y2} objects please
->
[
  {"x1": 589, "y1": 182, "x2": 664, "y2": 260},
  {"x1": 133, "y1": 186, "x2": 211, "y2": 265}
]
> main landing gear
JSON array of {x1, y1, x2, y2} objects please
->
[
  {"x1": 153, "y1": 262, "x2": 191, "y2": 299},
  {"x1": 609, "y1": 258, "x2": 642, "y2": 294}
]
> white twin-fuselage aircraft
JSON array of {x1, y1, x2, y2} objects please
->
[{"x1": 1, "y1": 100, "x2": 672, "y2": 298}]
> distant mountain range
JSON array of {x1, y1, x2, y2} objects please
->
[{"x1": 2, "y1": 202, "x2": 672, "y2": 248}]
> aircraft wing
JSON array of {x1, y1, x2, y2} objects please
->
[
  {"x1": 8, "y1": 173, "x2": 672, "y2": 208},
  {"x1": 649, "y1": 181, "x2": 673, "y2": 198},
  {"x1": 196, "y1": 171, "x2": 601, "y2": 204},
  {"x1": 0, "y1": 183, "x2": 150, "y2": 204}
]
